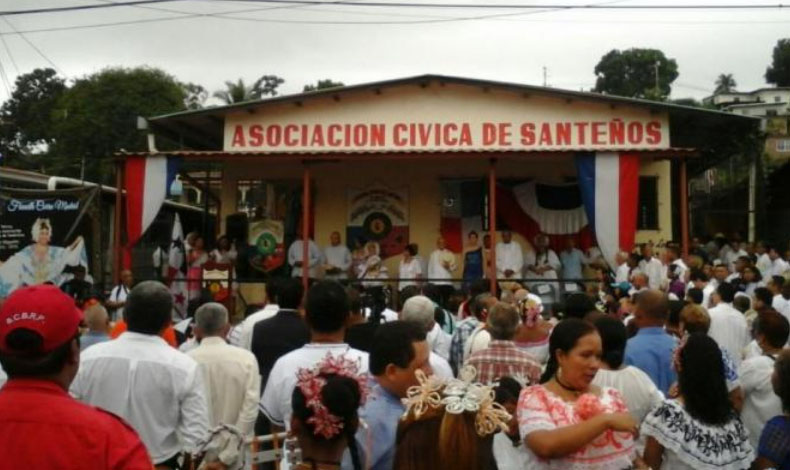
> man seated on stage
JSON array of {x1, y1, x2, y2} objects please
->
[
  {"x1": 524, "y1": 234, "x2": 561, "y2": 299},
  {"x1": 287, "y1": 226, "x2": 323, "y2": 280}
]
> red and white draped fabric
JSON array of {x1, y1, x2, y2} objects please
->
[
  {"x1": 575, "y1": 152, "x2": 640, "y2": 268},
  {"x1": 496, "y1": 182, "x2": 595, "y2": 253},
  {"x1": 124, "y1": 155, "x2": 180, "y2": 268}
]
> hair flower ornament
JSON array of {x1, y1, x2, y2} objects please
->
[
  {"x1": 402, "y1": 368, "x2": 444, "y2": 419},
  {"x1": 401, "y1": 365, "x2": 512, "y2": 437},
  {"x1": 295, "y1": 352, "x2": 369, "y2": 439}
]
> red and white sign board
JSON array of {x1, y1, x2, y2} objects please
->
[{"x1": 223, "y1": 85, "x2": 670, "y2": 153}]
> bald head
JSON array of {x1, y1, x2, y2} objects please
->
[
  {"x1": 84, "y1": 304, "x2": 109, "y2": 332},
  {"x1": 635, "y1": 290, "x2": 669, "y2": 327}
]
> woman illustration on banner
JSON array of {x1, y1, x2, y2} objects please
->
[
  {"x1": 186, "y1": 234, "x2": 208, "y2": 301},
  {"x1": 0, "y1": 218, "x2": 87, "y2": 297},
  {"x1": 462, "y1": 231, "x2": 484, "y2": 290}
]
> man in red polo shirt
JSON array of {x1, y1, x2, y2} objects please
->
[{"x1": 0, "y1": 285, "x2": 152, "y2": 469}]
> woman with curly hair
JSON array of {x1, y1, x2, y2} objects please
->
[
  {"x1": 753, "y1": 349, "x2": 790, "y2": 470},
  {"x1": 642, "y1": 333, "x2": 753, "y2": 470}
]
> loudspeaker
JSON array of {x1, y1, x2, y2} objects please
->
[{"x1": 225, "y1": 213, "x2": 248, "y2": 245}]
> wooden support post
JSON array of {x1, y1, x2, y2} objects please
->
[
  {"x1": 680, "y1": 158, "x2": 689, "y2": 258},
  {"x1": 302, "y1": 164, "x2": 311, "y2": 294},
  {"x1": 113, "y1": 159, "x2": 124, "y2": 285},
  {"x1": 488, "y1": 159, "x2": 497, "y2": 295}
]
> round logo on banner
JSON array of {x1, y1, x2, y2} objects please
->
[
  {"x1": 255, "y1": 232, "x2": 278, "y2": 256},
  {"x1": 362, "y1": 212, "x2": 392, "y2": 240}
]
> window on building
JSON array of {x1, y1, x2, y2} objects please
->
[
  {"x1": 775, "y1": 96, "x2": 782, "y2": 103},
  {"x1": 767, "y1": 109, "x2": 778, "y2": 117},
  {"x1": 777, "y1": 139, "x2": 790, "y2": 153},
  {"x1": 734, "y1": 97, "x2": 740, "y2": 103},
  {"x1": 638, "y1": 176, "x2": 659, "y2": 230}
]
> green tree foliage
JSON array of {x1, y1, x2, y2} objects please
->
[
  {"x1": 303, "y1": 79, "x2": 345, "y2": 92},
  {"x1": 213, "y1": 75, "x2": 285, "y2": 104},
  {"x1": 714, "y1": 74, "x2": 737, "y2": 94},
  {"x1": 181, "y1": 82, "x2": 208, "y2": 110},
  {"x1": 765, "y1": 38, "x2": 790, "y2": 86},
  {"x1": 0, "y1": 68, "x2": 66, "y2": 171},
  {"x1": 593, "y1": 48, "x2": 679, "y2": 100},
  {"x1": 51, "y1": 66, "x2": 186, "y2": 182}
]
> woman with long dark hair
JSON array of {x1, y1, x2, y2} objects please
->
[
  {"x1": 591, "y1": 316, "x2": 663, "y2": 425},
  {"x1": 642, "y1": 333, "x2": 753, "y2": 470},
  {"x1": 290, "y1": 354, "x2": 367, "y2": 470},
  {"x1": 517, "y1": 318, "x2": 641, "y2": 470}
]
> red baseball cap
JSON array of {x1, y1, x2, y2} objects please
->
[{"x1": 0, "y1": 285, "x2": 83, "y2": 354}]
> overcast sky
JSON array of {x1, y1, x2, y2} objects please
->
[{"x1": 0, "y1": 0, "x2": 788, "y2": 104}]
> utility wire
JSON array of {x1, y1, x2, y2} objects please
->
[
  {"x1": 0, "y1": 0, "x2": 789, "y2": 16},
  {"x1": 0, "y1": 31, "x2": 19, "y2": 76},
  {"x1": 1, "y1": 17, "x2": 65, "y2": 76}
]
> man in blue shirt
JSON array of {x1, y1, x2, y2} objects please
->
[
  {"x1": 559, "y1": 238, "x2": 585, "y2": 282},
  {"x1": 624, "y1": 290, "x2": 677, "y2": 395},
  {"x1": 347, "y1": 321, "x2": 430, "y2": 470}
]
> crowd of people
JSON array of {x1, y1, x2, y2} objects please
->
[{"x1": 1, "y1": 231, "x2": 790, "y2": 470}]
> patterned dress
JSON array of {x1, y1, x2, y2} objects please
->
[
  {"x1": 517, "y1": 385, "x2": 635, "y2": 470},
  {"x1": 641, "y1": 399, "x2": 754, "y2": 470}
]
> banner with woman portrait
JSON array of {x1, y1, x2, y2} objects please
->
[{"x1": 0, "y1": 188, "x2": 95, "y2": 297}]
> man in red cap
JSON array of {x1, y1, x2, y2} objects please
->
[{"x1": 0, "y1": 284, "x2": 152, "y2": 469}]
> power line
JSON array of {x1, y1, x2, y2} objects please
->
[
  {"x1": 0, "y1": 1, "x2": 789, "y2": 16},
  {"x1": 1, "y1": 17, "x2": 65, "y2": 76},
  {"x1": 0, "y1": 0, "x2": 787, "y2": 32},
  {"x1": 0, "y1": 31, "x2": 19, "y2": 76}
]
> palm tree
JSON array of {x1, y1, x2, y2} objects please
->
[
  {"x1": 212, "y1": 75, "x2": 285, "y2": 104},
  {"x1": 714, "y1": 74, "x2": 737, "y2": 94}
]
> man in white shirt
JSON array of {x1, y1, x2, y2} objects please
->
[
  {"x1": 427, "y1": 236, "x2": 457, "y2": 306},
  {"x1": 323, "y1": 231, "x2": 351, "y2": 281},
  {"x1": 400, "y1": 295, "x2": 453, "y2": 375},
  {"x1": 398, "y1": 244, "x2": 422, "y2": 292},
  {"x1": 707, "y1": 282, "x2": 750, "y2": 367},
  {"x1": 709, "y1": 263, "x2": 730, "y2": 290},
  {"x1": 665, "y1": 245, "x2": 688, "y2": 283},
  {"x1": 638, "y1": 244, "x2": 664, "y2": 291},
  {"x1": 188, "y1": 303, "x2": 260, "y2": 470},
  {"x1": 726, "y1": 240, "x2": 748, "y2": 272},
  {"x1": 769, "y1": 276, "x2": 790, "y2": 325},
  {"x1": 495, "y1": 231, "x2": 523, "y2": 284},
  {"x1": 237, "y1": 280, "x2": 279, "y2": 350},
  {"x1": 71, "y1": 281, "x2": 210, "y2": 468},
  {"x1": 739, "y1": 310, "x2": 789, "y2": 449},
  {"x1": 755, "y1": 242, "x2": 773, "y2": 280},
  {"x1": 260, "y1": 281, "x2": 369, "y2": 438},
  {"x1": 689, "y1": 268, "x2": 715, "y2": 309},
  {"x1": 105, "y1": 269, "x2": 133, "y2": 322},
  {"x1": 287, "y1": 234, "x2": 323, "y2": 279},
  {"x1": 614, "y1": 251, "x2": 630, "y2": 284},
  {"x1": 769, "y1": 246, "x2": 790, "y2": 277},
  {"x1": 524, "y1": 234, "x2": 561, "y2": 284}
]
